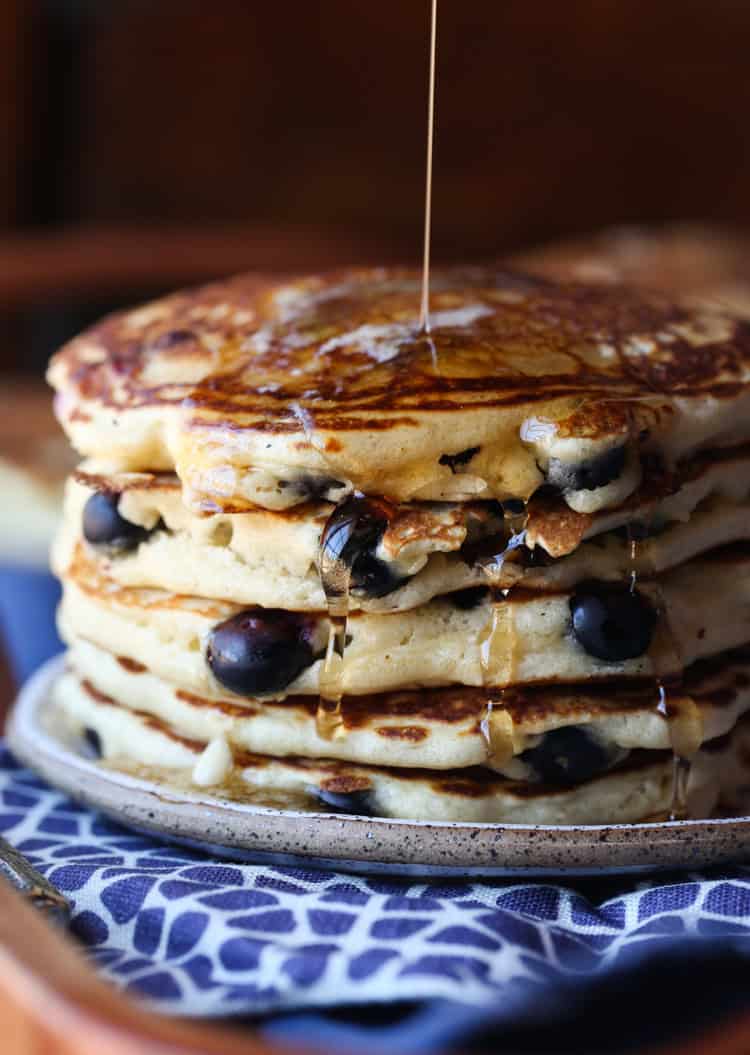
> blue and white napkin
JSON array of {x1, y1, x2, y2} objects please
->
[{"x1": 3, "y1": 744, "x2": 750, "y2": 1052}]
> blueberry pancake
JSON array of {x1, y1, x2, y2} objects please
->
[
  {"x1": 54, "y1": 446, "x2": 750, "y2": 611},
  {"x1": 48, "y1": 268, "x2": 750, "y2": 515},
  {"x1": 57, "y1": 469, "x2": 505, "y2": 612},
  {"x1": 65, "y1": 637, "x2": 750, "y2": 782},
  {"x1": 52, "y1": 665, "x2": 750, "y2": 825},
  {"x1": 40, "y1": 266, "x2": 750, "y2": 825}
]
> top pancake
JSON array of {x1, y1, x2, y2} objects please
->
[
  {"x1": 513, "y1": 225, "x2": 750, "y2": 315},
  {"x1": 48, "y1": 267, "x2": 750, "y2": 513}
]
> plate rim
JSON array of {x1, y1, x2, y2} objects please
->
[{"x1": 8, "y1": 655, "x2": 750, "y2": 877}]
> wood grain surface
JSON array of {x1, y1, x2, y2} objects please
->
[{"x1": 0, "y1": 878, "x2": 305, "y2": 1055}]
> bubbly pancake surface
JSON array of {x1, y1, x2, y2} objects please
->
[{"x1": 48, "y1": 268, "x2": 750, "y2": 512}]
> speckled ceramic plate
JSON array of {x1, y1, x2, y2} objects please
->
[{"x1": 9, "y1": 656, "x2": 750, "y2": 877}]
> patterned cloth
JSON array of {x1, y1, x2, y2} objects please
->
[{"x1": 3, "y1": 743, "x2": 750, "y2": 1040}]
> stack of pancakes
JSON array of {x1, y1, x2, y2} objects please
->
[{"x1": 46, "y1": 266, "x2": 750, "y2": 824}]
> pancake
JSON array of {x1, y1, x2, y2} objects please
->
[
  {"x1": 52, "y1": 667, "x2": 745, "y2": 824},
  {"x1": 67, "y1": 637, "x2": 750, "y2": 779},
  {"x1": 47, "y1": 268, "x2": 750, "y2": 515},
  {"x1": 513, "y1": 225, "x2": 750, "y2": 316},
  {"x1": 55, "y1": 445, "x2": 750, "y2": 611},
  {"x1": 57, "y1": 540, "x2": 750, "y2": 699},
  {"x1": 56, "y1": 469, "x2": 502, "y2": 612}
]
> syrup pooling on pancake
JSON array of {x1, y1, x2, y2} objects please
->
[
  {"x1": 48, "y1": 269, "x2": 750, "y2": 514},
  {"x1": 180, "y1": 272, "x2": 728, "y2": 509}
]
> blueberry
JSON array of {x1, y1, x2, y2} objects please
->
[
  {"x1": 206, "y1": 609, "x2": 315, "y2": 696},
  {"x1": 150, "y1": 328, "x2": 195, "y2": 349},
  {"x1": 570, "y1": 581, "x2": 657, "y2": 662},
  {"x1": 348, "y1": 550, "x2": 408, "y2": 598},
  {"x1": 321, "y1": 495, "x2": 409, "y2": 599},
  {"x1": 439, "y1": 446, "x2": 480, "y2": 473},
  {"x1": 547, "y1": 444, "x2": 627, "y2": 492},
  {"x1": 450, "y1": 586, "x2": 489, "y2": 610},
  {"x1": 83, "y1": 727, "x2": 102, "y2": 758},
  {"x1": 82, "y1": 492, "x2": 150, "y2": 552},
  {"x1": 311, "y1": 786, "x2": 376, "y2": 816},
  {"x1": 280, "y1": 474, "x2": 345, "y2": 502},
  {"x1": 520, "y1": 726, "x2": 623, "y2": 786}
]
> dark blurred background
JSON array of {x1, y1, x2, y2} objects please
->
[{"x1": 3, "y1": 0, "x2": 750, "y2": 372}]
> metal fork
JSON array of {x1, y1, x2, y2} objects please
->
[{"x1": 0, "y1": 834, "x2": 70, "y2": 925}]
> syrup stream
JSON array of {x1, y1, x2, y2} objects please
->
[
  {"x1": 316, "y1": 514, "x2": 352, "y2": 740},
  {"x1": 312, "y1": 2, "x2": 701, "y2": 818},
  {"x1": 477, "y1": 508, "x2": 528, "y2": 765},
  {"x1": 316, "y1": 495, "x2": 396, "y2": 740},
  {"x1": 314, "y1": 2, "x2": 439, "y2": 741},
  {"x1": 626, "y1": 520, "x2": 701, "y2": 819},
  {"x1": 419, "y1": 0, "x2": 438, "y2": 335}
]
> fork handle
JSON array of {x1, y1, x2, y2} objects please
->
[{"x1": 0, "y1": 836, "x2": 70, "y2": 925}]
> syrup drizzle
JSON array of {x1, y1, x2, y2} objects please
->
[
  {"x1": 650, "y1": 572, "x2": 703, "y2": 819},
  {"x1": 317, "y1": 604, "x2": 348, "y2": 740},
  {"x1": 314, "y1": 1, "x2": 440, "y2": 741},
  {"x1": 317, "y1": 508, "x2": 353, "y2": 740},
  {"x1": 476, "y1": 505, "x2": 528, "y2": 765},
  {"x1": 316, "y1": 495, "x2": 395, "y2": 740},
  {"x1": 628, "y1": 537, "x2": 638, "y2": 594},
  {"x1": 419, "y1": 0, "x2": 438, "y2": 335},
  {"x1": 656, "y1": 679, "x2": 703, "y2": 819},
  {"x1": 626, "y1": 519, "x2": 701, "y2": 819}
]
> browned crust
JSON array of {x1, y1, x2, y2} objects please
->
[
  {"x1": 116, "y1": 656, "x2": 147, "y2": 674},
  {"x1": 74, "y1": 469, "x2": 181, "y2": 495},
  {"x1": 79, "y1": 645, "x2": 750, "y2": 730},
  {"x1": 50, "y1": 268, "x2": 750, "y2": 437},
  {"x1": 76, "y1": 677, "x2": 681, "y2": 800}
]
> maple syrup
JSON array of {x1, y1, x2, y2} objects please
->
[
  {"x1": 476, "y1": 504, "x2": 528, "y2": 765},
  {"x1": 655, "y1": 678, "x2": 703, "y2": 820},
  {"x1": 315, "y1": 0, "x2": 441, "y2": 740},
  {"x1": 625, "y1": 519, "x2": 700, "y2": 819},
  {"x1": 419, "y1": 0, "x2": 438, "y2": 335},
  {"x1": 651, "y1": 572, "x2": 704, "y2": 820},
  {"x1": 316, "y1": 495, "x2": 396, "y2": 739}
]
